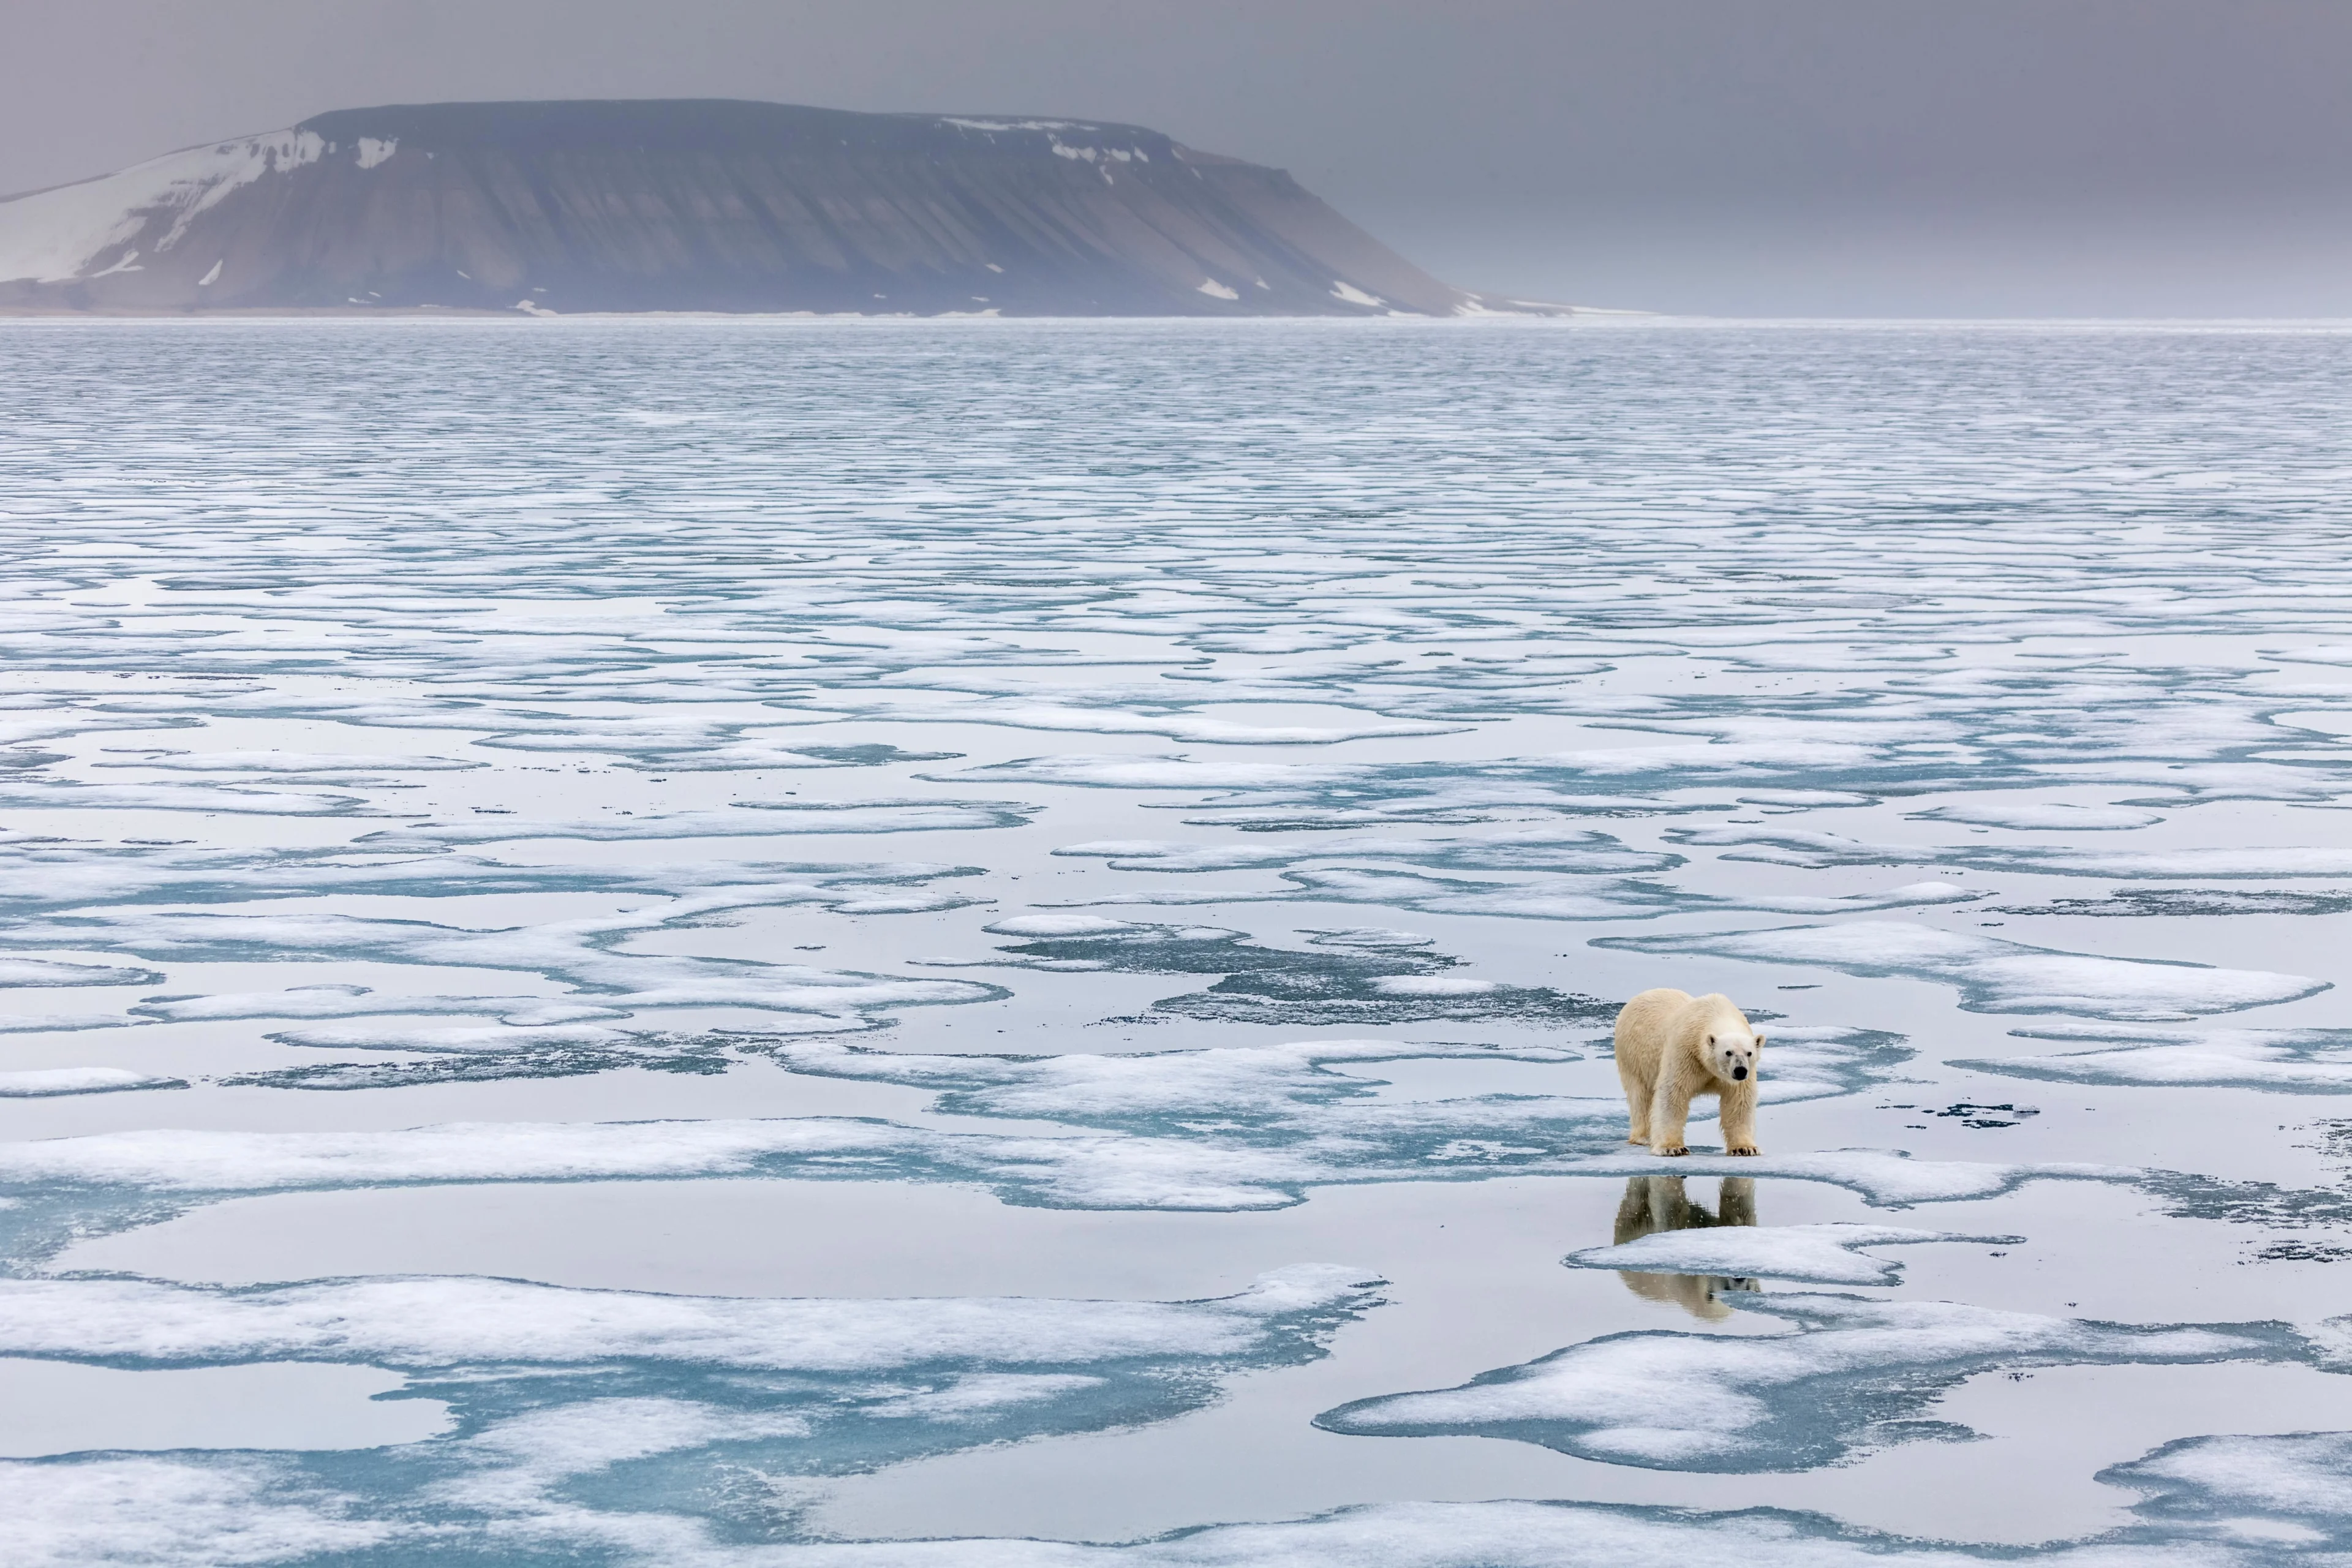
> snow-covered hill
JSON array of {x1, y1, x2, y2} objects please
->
[{"x1": 0, "y1": 99, "x2": 1556, "y2": 316}]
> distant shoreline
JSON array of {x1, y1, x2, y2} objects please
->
[{"x1": 0, "y1": 305, "x2": 1607, "y2": 320}]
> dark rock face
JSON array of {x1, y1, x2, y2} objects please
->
[{"x1": 0, "y1": 99, "x2": 1525, "y2": 316}]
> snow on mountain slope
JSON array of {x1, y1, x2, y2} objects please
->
[{"x1": 0, "y1": 131, "x2": 326, "y2": 285}]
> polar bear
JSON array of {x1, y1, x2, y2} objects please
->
[{"x1": 1613, "y1": 987, "x2": 1764, "y2": 1156}]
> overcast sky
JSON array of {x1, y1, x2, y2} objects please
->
[{"x1": 9, "y1": 1, "x2": 2352, "y2": 315}]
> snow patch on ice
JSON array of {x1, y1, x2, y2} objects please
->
[
  {"x1": 1368, "y1": 974, "x2": 1499, "y2": 997},
  {"x1": 0, "y1": 1455, "x2": 396, "y2": 1566},
  {"x1": 982, "y1": 915, "x2": 1147, "y2": 938}
]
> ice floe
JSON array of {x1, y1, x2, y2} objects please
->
[
  {"x1": 0, "y1": 1067, "x2": 184, "y2": 1098},
  {"x1": 1568, "y1": 1221, "x2": 2021, "y2": 1287},
  {"x1": 1598, "y1": 921, "x2": 2324, "y2": 1020},
  {"x1": 1959, "y1": 1025, "x2": 2352, "y2": 1094},
  {"x1": 0, "y1": 1268, "x2": 1380, "y2": 1561},
  {"x1": 0, "y1": 1117, "x2": 2133, "y2": 1270},
  {"x1": 0, "y1": 957, "x2": 162, "y2": 988},
  {"x1": 1052, "y1": 862, "x2": 1980, "y2": 924},
  {"x1": 1908, "y1": 801, "x2": 2165, "y2": 831},
  {"x1": 0, "y1": 840, "x2": 990, "y2": 914},
  {"x1": 1678, "y1": 826, "x2": 2352, "y2": 881},
  {"x1": 13, "y1": 1466, "x2": 2348, "y2": 1566},
  {"x1": 1318, "y1": 1294, "x2": 2316, "y2": 1469},
  {"x1": 356, "y1": 799, "x2": 1031, "y2": 845},
  {"x1": 2106, "y1": 1428, "x2": 2352, "y2": 1539},
  {"x1": 0, "y1": 1264, "x2": 1375, "y2": 1374},
  {"x1": 1052, "y1": 828, "x2": 1680, "y2": 876},
  {"x1": 0, "y1": 897, "x2": 1004, "y2": 1036},
  {"x1": 940, "y1": 919, "x2": 1616, "y2": 1028}
]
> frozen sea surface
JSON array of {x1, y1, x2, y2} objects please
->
[{"x1": 4, "y1": 317, "x2": 2352, "y2": 1562}]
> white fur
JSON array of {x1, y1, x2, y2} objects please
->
[{"x1": 1612, "y1": 987, "x2": 1765, "y2": 1156}]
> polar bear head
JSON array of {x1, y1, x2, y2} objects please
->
[{"x1": 1703, "y1": 1026, "x2": 1764, "y2": 1085}]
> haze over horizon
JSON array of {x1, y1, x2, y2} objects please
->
[{"x1": 7, "y1": 0, "x2": 2352, "y2": 317}]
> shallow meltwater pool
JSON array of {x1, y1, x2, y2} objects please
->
[{"x1": 5, "y1": 315, "x2": 2352, "y2": 1563}]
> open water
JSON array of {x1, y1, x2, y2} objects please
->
[{"x1": 3, "y1": 316, "x2": 2352, "y2": 1563}]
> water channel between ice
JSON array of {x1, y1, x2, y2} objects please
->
[{"x1": 4, "y1": 317, "x2": 2352, "y2": 1563}]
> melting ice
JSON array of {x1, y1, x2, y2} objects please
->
[{"x1": 4, "y1": 318, "x2": 2352, "y2": 1562}]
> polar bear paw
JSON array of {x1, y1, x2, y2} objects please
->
[
  {"x1": 1727, "y1": 1144, "x2": 1761, "y2": 1156},
  {"x1": 1653, "y1": 1144, "x2": 1689, "y2": 1157}
]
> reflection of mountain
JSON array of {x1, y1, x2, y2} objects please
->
[
  {"x1": 1611, "y1": 1175, "x2": 1759, "y2": 1321},
  {"x1": 0, "y1": 100, "x2": 1559, "y2": 317}
]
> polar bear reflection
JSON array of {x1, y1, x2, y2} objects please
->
[{"x1": 1610, "y1": 1175, "x2": 1761, "y2": 1321}]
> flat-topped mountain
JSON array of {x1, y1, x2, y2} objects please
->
[{"x1": 0, "y1": 99, "x2": 1550, "y2": 317}]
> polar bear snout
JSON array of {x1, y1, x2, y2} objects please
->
[{"x1": 1706, "y1": 1030, "x2": 1762, "y2": 1085}]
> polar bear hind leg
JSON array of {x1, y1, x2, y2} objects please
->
[{"x1": 1613, "y1": 987, "x2": 1690, "y2": 1146}]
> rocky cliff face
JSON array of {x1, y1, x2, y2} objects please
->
[{"x1": 0, "y1": 99, "x2": 1543, "y2": 316}]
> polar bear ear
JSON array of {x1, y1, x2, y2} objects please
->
[
  {"x1": 1754, "y1": 1034, "x2": 1766, "y2": 1049},
  {"x1": 1706, "y1": 1033, "x2": 1716, "y2": 1046}
]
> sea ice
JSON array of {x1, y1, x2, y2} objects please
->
[
  {"x1": 1958, "y1": 1025, "x2": 2352, "y2": 1093},
  {"x1": 1052, "y1": 828, "x2": 1681, "y2": 876},
  {"x1": 2108, "y1": 1429, "x2": 2352, "y2": 1534},
  {"x1": 0, "y1": 1454, "x2": 396, "y2": 1567},
  {"x1": 1317, "y1": 1294, "x2": 2316, "y2": 1469},
  {"x1": 1909, "y1": 802, "x2": 2165, "y2": 831},
  {"x1": 0, "y1": 1067, "x2": 183, "y2": 1097},
  {"x1": 0, "y1": 1270, "x2": 1383, "y2": 1563},
  {"x1": 0, "y1": 1264, "x2": 1378, "y2": 1373},
  {"x1": 0, "y1": 899, "x2": 1006, "y2": 1032},
  {"x1": 356, "y1": 799, "x2": 1032, "y2": 845},
  {"x1": 0, "y1": 958, "x2": 162, "y2": 988},
  {"x1": 10, "y1": 1466, "x2": 2335, "y2": 1566},
  {"x1": 1599, "y1": 921, "x2": 2324, "y2": 1020},
  {"x1": 11, "y1": 318, "x2": 2352, "y2": 1557},
  {"x1": 1566, "y1": 1222, "x2": 2022, "y2": 1286},
  {"x1": 951, "y1": 919, "x2": 1618, "y2": 1029},
  {"x1": 1678, "y1": 826, "x2": 2352, "y2": 881}
]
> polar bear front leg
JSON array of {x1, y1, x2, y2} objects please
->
[
  {"x1": 1648, "y1": 1067, "x2": 1693, "y2": 1157},
  {"x1": 1719, "y1": 1079, "x2": 1760, "y2": 1156}
]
